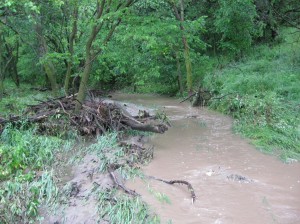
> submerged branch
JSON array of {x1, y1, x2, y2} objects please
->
[{"x1": 147, "y1": 175, "x2": 196, "y2": 204}]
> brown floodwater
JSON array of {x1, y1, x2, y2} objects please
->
[{"x1": 113, "y1": 93, "x2": 300, "y2": 224}]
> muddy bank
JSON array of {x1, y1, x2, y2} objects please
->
[
  {"x1": 42, "y1": 153, "x2": 113, "y2": 224},
  {"x1": 41, "y1": 131, "x2": 156, "y2": 224},
  {"x1": 113, "y1": 93, "x2": 300, "y2": 224}
]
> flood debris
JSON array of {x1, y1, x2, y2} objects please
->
[{"x1": 0, "y1": 95, "x2": 169, "y2": 135}]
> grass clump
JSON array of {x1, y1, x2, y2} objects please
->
[
  {"x1": 85, "y1": 133, "x2": 160, "y2": 223},
  {"x1": 97, "y1": 189, "x2": 160, "y2": 224},
  {"x1": 0, "y1": 124, "x2": 75, "y2": 223},
  {"x1": 203, "y1": 27, "x2": 300, "y2": 161},
  {"x1": 86, "y1": 132, "x2": 124, "y2": 172},
  {"x1": 0, "y1": 171, "x2": 57, "y2": 223}
]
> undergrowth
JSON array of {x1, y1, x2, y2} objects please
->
[
  {"x1": 0, "y1": 81, "x2": 52, "y2": 116},
  {"x1": 203, "y1": 27, "x2": 300, "y2": 161}
]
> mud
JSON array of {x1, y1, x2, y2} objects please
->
[
  {"x1": 113, "y1": 93, "x2": 300, "y2": 224},
  {"x1": 42, "y1": 153, "x2": 114, "y2": 224}
]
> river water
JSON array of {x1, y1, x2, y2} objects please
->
[{"x1": 113, "y1": 93, "x2": 300, "y2": 224}]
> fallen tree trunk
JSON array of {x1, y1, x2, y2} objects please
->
[
  {"x1": 122, "y1": 119, "x2": 168, "y2": 133},
  {"x1": 121, "y1": 112, "x2": 168, "y2": 134}
]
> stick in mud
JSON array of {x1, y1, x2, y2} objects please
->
[
  {"x1": 147, "y1": 175, "x2": 197, "y2": 204},
  {"x1": 108, "y1": 167, "x2": 140, "y2": 197}
]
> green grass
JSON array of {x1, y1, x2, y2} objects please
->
[
  {"x1": 0, "y1": 81, "x2": 53, "y2": 116},
  {"x1": 97, "y1": 189, "x2": 160, "y2": 224},
  {"x1": 0, "y1": 84, "x2": 78, "y2": 223},
  {"x1": 203, "y1": 27, "x2": 300, "y2": 161},
  {"x1": 0, "y1": 170, "x2": 58, "y2": 223},
  {"x1": 86, "y1": 132, "x2": 125, "y2": 172},
  {"x1": 0, "y1": 123, "x2": 76, "y2": 223},
  {"x1": 86, "y1": 133, "x2": 161, "y2": 223}
]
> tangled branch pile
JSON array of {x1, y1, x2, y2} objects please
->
[{"x1": 0, "y1": 95, "x2": 169, "y2": 135}]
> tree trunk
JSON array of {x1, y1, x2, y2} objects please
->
[
  {"x1": 12, "y1": 56, "x2": 20, "y2": 87},
  {"x1": 75, "y1": 55, "x2": 92, "y2": 111},
  {"x1": 0, "y1": 77, "x2": 3, "y2": 101},
  {"x1": 182, "y1": 38, "x2": 192, "y2": 93},
  {"x1": 0, "y1": 27, "x2": 5, "y2": 100},
  {"x1": 75, "y1": 0, "x2": 106, "y2": 111},
  {"x1": 255, "y1": 0, "x2": 278, "y2": 40},
  {"x1": 179, "y1": 0, "x2": 193, "y2": 94},
  {"x1": 35, "y1": 16, "x2": 58, "y2": 94},
  {"x1": 75, "y1": 0, "x2": 134, "y2": 111},
  {"x1": 64, "y1": 61, "x2": 72, "y2": 95},
  {"x1": 175, "y1": 51, "x2": 184, "y2": 95},
  {"x1": 169, "y1": 0, "x2": 193, "y2": 94},
  {"x1": 64, "y1": 1, "x2": 78, "y2": 94},
  {"x1": 6, "y1": 40, "x2": 20, "y2": 87}
]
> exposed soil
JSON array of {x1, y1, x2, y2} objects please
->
[{"x1": 41, "y1": 153, "x2": 113, "y2": 224}]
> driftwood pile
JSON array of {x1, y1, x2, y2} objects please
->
[{"x1": 0, "y1": 95, "x2": 169, "y2": 135}]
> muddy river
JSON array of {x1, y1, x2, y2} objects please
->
[{"x1": 114, "y1": 93, "x2": 300, "y2": 224}]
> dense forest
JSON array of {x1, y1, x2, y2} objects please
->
[
  {"x1": 0, "y1": 0, "x2": 298, "y2": 97},
  {"x1": 0, "y1": 0, "x2": 299, "y2": 223}
]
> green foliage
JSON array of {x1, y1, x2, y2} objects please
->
[
  {"x1": 87, "y1": 132, "x2": 125, "y2": 172},
  {"x1": 0, "y1": 124, "x2": 65, "y2": 180},
  {"x1": 0, "y1": 90, "x2": 76, "y2": 223},
  {"x1": 203, "y1": 28, "x2": 300, "y2": 160},
  {"x1": 1, "y1": 0, "x2": 297, "y2": 96},
  {"x1": 215, "y1": 0, "x2": 262, "y2": 55},
  {"x1": 90, "y1": 5, "x2": 206, "y2": 94}
]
